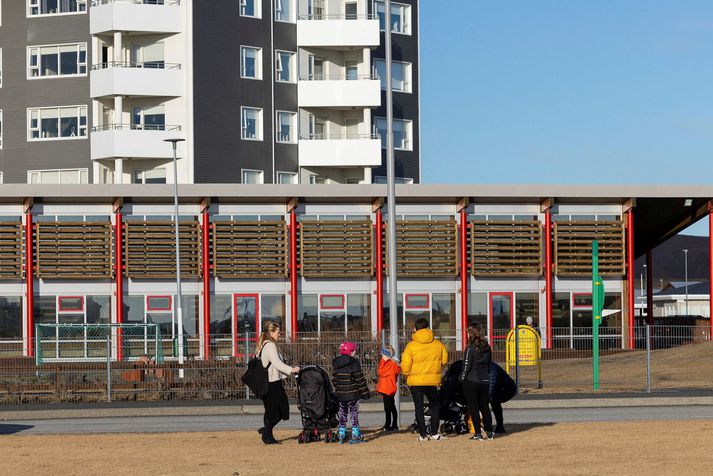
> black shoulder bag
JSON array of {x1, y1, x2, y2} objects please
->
[{"x1": 241, "y1": 346, "x2": 272, "y2": 398}]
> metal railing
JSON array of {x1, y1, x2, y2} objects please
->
[
  {"x1": 299, "y1": 74, "x2": 377, "y2": 81},
  {"x1": 91, "y1": 61, "x2": 181, "y2": 71},
  {"x1": 297, "y1": 13, "x2": 377, "y2": 21},
  {"x1": 91, "y1": 0, "x2": 180, "y2": 6},
  {"x1": 299, "y1": 133, "x2": 379, "y2": 140},
  {"x1": 90, "y1": 123, "x2": 182, "y2": 132},
  {"x1": 1, "y1": 326, "x2": 711, "y2": 404}
]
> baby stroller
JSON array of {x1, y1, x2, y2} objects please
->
[
  {"x1": 409, "y1": 360, "x2": 469, "y2": 435},
  {"x1": 296, "y1": 365, "x2": 339, "y2": 444}
]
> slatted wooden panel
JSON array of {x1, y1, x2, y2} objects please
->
[
  {"x1": 554, "y1": 221, "x2": 625, "y2": 276},
  {"x1": 125, "y1": 221, "x2": 201, "y2": 278},
  {"x1": 35, "y1": 222, "x2": 112, "y2": 279},
  {"x1": 213, "y1": 220, "x2": 288, "y2": 278},
  {"x1": 0, "y1": 222, "x2": 23, "y2": 280},
  {"x1": 300, "y1": 220, "x2": 373, "y2": 278},
  {"x1": 471, "y1": 220, "x2": 542, "y2": 276},
  {"x1": 385, "y1": 219, "x2": 458, "y2": 277}
]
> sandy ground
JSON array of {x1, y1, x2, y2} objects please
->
[{"x1": 0, "y1": 420, "x2": 710, "y2": 475}]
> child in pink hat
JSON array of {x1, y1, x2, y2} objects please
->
[{"x1": 332, "y1": 341, "x2": 370, "y2": 443}]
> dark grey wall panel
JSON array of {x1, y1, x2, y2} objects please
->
[{"x1": 0, "y1": 2, "x2": 91, "y2": 183}]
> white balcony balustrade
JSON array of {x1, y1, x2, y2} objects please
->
[
  {"x1": 91, "y1": 123, "x2": 184, "y2": 160},
  {"x1": 90, "y1": 62, "x2": 183, "y2": 98},
  {"x1": 298, "y1": 74, "x2": 381, "y2": 108},
  {"x1": 298, "y1": 133, "x2": 381, "y2": 167},
  {"x1": 90, "y1": 0, "x2": 182, "y2": 35},
  {"x1": 297, "y1": 13, "x2": 379, "y2": 48}
]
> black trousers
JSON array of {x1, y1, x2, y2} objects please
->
[
  {"x1": 261, "y1": 380, "x2": 289, "y2": 443},
  {"x1": 491, "y1": 400, "x2": 504, "y2": 428},
  {"x1": 381, "y1": 393, "x2": 398, "y2": 428},
  {"x1": 461, "y1": 380, "x2": 493, "y2": 433},
  {"x1": 410, "y1": 386, "x2": 440, "y2": 437}
]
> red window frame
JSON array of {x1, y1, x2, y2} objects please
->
[
  {"x1": 572, "y1": 293, "x2": 593, "y2": 309},
  {"x1": 405, "y1": 294, "x2": 430, "y2": 310},
  {"x1": 488, "y1": 292, "x2": 514, "y2": 342},
  {"x1": 58, "y1": 296, "x2": 85, "y2": 313},
  {"x1": 320, "y1": 294, "x2": 345, "y2": 310},
  {"x1": 146, "y1": 295, "x2": 173, "y2": 312}
]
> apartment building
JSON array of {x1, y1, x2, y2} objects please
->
[{"x1": 0, "y1": 0, "x2": 420, "y2": 185}]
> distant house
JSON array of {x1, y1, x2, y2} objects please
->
[{"x1": 652, "y1": 281, "x2": 710, "y2": 318}]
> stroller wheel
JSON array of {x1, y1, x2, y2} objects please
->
[
  {"x1": 325, "y1": 430, "x2": 333, "y2": 443},
  {"x1": 440, "y1": 422, "x2": 453, "y2": 434},
  {"x1": 409, "y1": 423, "x2": 418, "y2": 433},
  {"x1": 313, "y1": 428, "x2": 321, "y2": 441},
  {"x1": 455, "y1": 422, "x2": 468, "y2": 434}
]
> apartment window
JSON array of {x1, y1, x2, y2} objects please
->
[
  {"x1": 277, "y1": 171, "x2": 297, "y2": 184},
  {"x1": 240, "y1": 46, "x2": 262, "y2": 79},
  {"x1": 375, "y1": 117, "x2": 412, "y2": 150},
  {"x1": 374, "y1": 59, "x2": 411, "y2": 92},
  {"x1": 28, "y1": 168, "x2": 88, "y2": 184},
  {"x1": 131, "y1": 105, "x2": 165, "y2": 130},
  {"x1": 28, "y1": 0, "x2": 87, "y2": 16},
  {"x1": 134, "y1": 169, "x2": 167, "y2": 184},
  {"x1": 375, "y1": 1, "x2": 411, "y2": 34},
  {"x1": 28, "y1": 43, "x2": 87, "y2": 78},
  {"x1": 275, "y1": 0, "x2": 293, "y2": 22},
  {"x1": 28, "y1": 106, "x2": 87, "y2": 140},
  {"x1": 275, "y1": 51, "x2": 295, "y2": 83},
  {"x1": 276, "y1": 111, "x2": 296, "y2": 143},
  {"x1": 242, "y1": 169, "x2": 264, "y2": 184},
  {"x1": 241, "y1": 107, "x2": 263, "y2": 140},
  {"x1": 240, "y1": 0, "x2": 261, "y2": 18}
]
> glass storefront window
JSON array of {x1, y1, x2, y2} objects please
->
[
  {"x1": 382, "y1": 293, "x2": 403, "y2": 333},
  {"x1": 299, "y1": 294, "x2": 318, "y2": 333},
  {"x1": 261, "y1": 294, "x2": 285, "y2": 331},
  {"x1": 210, "y1": 295, "x2": 232, "y2": 335},
  {"x1": 0, "y1": 297, "x2": 22, "y2": 339},
  {"x1": 432, "y1": 294, "x2": 455, "y2": 337},
  {"x1": 515, "y1": 292, "x2": 539, "y2": 327},
  {"x1": 347, "y1": 294, "x2": 370, "y2": 333},
  {"x1": 491, "y1": 294, "x2": 512, "y2": 334},
  {"x1": 181, "y1": 295, "x2": 199, "y2": 337},
  {"x1": 468, "y1": 293, "x2": 487, "y2": 331},
  {"x1": 86, "y1": 296, "x2": 110, "y2": 325}
]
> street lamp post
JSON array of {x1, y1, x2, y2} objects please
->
[
  {"x1": 683, "y1": 249, "x2": 689, "y2": 316},
  {"x1": 165, "y1": 138, "x2": 186, "y2": 378}
]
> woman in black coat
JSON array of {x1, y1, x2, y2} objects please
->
[{"x1": 459, "y1": 325, "x2": 494, "y2": 440}]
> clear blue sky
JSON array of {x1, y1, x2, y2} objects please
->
[{"x1": 420, "y1": 1, "x2": 713, "y2": 187}]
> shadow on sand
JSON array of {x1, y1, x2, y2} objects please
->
[{"x1": 0, "y1": 424, "x2": 34, "y2": 435}]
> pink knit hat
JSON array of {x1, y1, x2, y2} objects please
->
[{"x1": 339, "y1": 341, "x2": 357, "y2": 355}]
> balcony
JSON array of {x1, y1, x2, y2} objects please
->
[
  {"x1": 297, "y1": 14, "x2": 379, "y2": 48},
  {"x1": 298, "y1": 75, "x2": 380, "y2": 108},
  {"x1": 298, "y1": 134, "x2": 381, "y2": 167},
  {"x1": 90, "y1": 0, "x2": 182, "y2": 35},
  {"x1": 91, "y1": 124, "x2": 183, "y2": 160},
  {"x1": 90, "y1": 62, "x2": 183, "y2": 98}
]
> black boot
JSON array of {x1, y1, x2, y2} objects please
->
[{"x1": 262, "y1": 418, "x2": 279, "y2": 444}]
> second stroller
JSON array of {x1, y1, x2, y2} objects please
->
[{"x1": 296, "y1": 365, "x2": 339, "y2": 443}]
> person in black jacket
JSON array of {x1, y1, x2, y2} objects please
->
[
  {"x1": 332, "y1": 341, "x2": 370, "y2": 444},
  {"x1": 459, "y1": 325, "x2": 494, "y2": 440},
  {"x1": 489, "y1": 361, "x2": 517, "y2": 434}
]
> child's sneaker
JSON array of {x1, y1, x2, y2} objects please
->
[
  {"x1": 429, "y1": 433, "x2": 443, "y2": 441},
  {"x1": 349, "y1": 426, "x2": 364, "y2": 444},
  {"x1": 487, "y1": 431, "x2": 495, "y2": 440},
  {"x1": 470, "y1": 434, "x2": 484, "y2": 441},
  {"x1": 337, "y1": 427, "x2": 347, "y2": 444},
  {"x1": 418, "y1": 435, "x2": 429, "y2": 442}
]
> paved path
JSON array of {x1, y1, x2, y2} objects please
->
[{"x1": 2, "y1": 405, "x2": 713, "y2": 435}]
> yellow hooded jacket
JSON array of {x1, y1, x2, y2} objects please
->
[{"x1": 401, "y1": 328, "x2": 448, "y2": 386}]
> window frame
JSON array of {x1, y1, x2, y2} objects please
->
[
  {"x1": 275, "y1": 50, "x2": 296, "y2": 83},
  {"x1": 27, "y1": 105, "x2": 88, "y2": 141},
  {"x1": 240, "y1": 106, "x2": 263, "y2": 141},
  {"x1": 275, "y1": 110, "x2": 297, "y2": 144},
  {"x1": 405, "y1": 294, "x2": 430, "y2": 310},
  {"x1": 320, "y1": 294, "x2": 346, "y2": 310},
  {"x1": 133, "y1": 168, "x2": 167, "y2": 184},
  {"x1": 146, "y1": 295, "x2": 173, "y2": 313},
  {"x1": 274, "y1": 0, "x2": 294, "y2": 22},
  {"x1": 239, "y1": 0, "x2": 261, "y2": 18},
  {"x1": 373, "y1": 58, "x2": 411, "y2": 93},
  {"x1": 27, "y1": 43, "x2": 88, "y2": 79},
  {"x1": 58, "y1": 296, "x2": 85, "y2": 313},
  {"x1": 27, "y1": 167, "x2": 89, "y2": 184},
  {"x1": 241, "y1": 169, "x2": 265, "y2": 184},
  {"x1": 375, "y1": 116, "x2": 413, "y2": 151},
  {"x1": 240, "y1": 45, "x2": 262, "y2": 80},
  {"x1": 374, "y1": 0, "x2": 411, "y2": 35},
  {"x1": 276, "y1": 171, "x2": 298, "y2": 184},
  {"x1": 27, "y1": 0, "x2": 87, "y2": 17}
]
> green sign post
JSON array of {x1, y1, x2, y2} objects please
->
[{"x1": 592, "y1": 240, "x2": 605, "y2": 390}]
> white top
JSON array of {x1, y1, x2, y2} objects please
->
[{"x1": 259, "y1": 341, "x2": 293, "y2": 382}]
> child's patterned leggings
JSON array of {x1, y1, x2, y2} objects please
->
[{"x1": 338, "y1": 400, "x2": 360, "y2": 428}]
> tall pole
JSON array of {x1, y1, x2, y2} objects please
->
[
  {"x1": 165, "y1": 138, "x2": 186, "y2": 377},
  {"x1": 385, "y1": 0, "x2": 400, "y2": 425},
  {"x1": 683, "y1": 249, "x2": 689, "y2": 316}
]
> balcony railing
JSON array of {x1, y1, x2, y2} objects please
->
[
  {"x1": 297, "y1": 13, "x2": 376, "y2": 20},
  {"x1": 91, "y1": 0, "x2": 180, "y2": 5},
  {"x1": 300, "y1": 133, "x2": 379, "y2": 140},
  {"x1": 299, "y1": 73, "x2": 376, "y2": 81},
  {"x1": 91, "y1": 61, "x2": 181, "y2": 71},
  {"x1": 91, "y1": 123, "x2": 181, "y2": 132}
]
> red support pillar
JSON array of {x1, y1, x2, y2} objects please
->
[
  {"x1": 115, "y1": 211, "x2": 123, "y2": 361},
  {"x1": 626, "y1": 210, "x2": 635, "y2": 349},
  {"x1": 544, "y1": 209, "x2": 553, "y2": 349},
  {"x1": 290, "y1": 210, "x2": 298, "y2": 339},
  {"x1": 709, "y1": 204, "x2": 713, "y2": 339},
  {"x1": 375, "y1": 209, "x2": 384, "y2": 335},
  {"x1": 460, "y1": 209, "x2": 469, "y2": 349},
  {"x1": 202, "y1": 211, "x2": 211, "y2": 359},
  {"x1": 25, "y1": 212, "x2": 34, "y2": 358}
]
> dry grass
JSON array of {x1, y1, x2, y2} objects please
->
[{"x1": 1, "y1": 420, "x2": 711, "y2": 475}]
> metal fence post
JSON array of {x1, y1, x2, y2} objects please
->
[
  {"x1": 645, "y1": 325, "x2": 651, "y2": 393},
  {"x1": 245, "y1": 325, "x2": 251, "y2": 400},
  {"x1": 514, "y1": 327, "x2": 520, "y2": 393},
  {"x1": 106, "y1": 334, "x2": 112, "y2": 403}
]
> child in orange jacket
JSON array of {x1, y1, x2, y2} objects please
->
[{"x1": 376, "y1": 345, "x2": 401, "y2": 431}]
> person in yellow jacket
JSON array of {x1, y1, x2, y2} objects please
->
[{"x1": 401, "y1": 318, "x2": 448, "y2": 441}]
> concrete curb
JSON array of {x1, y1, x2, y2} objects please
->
[{"x1": 3, "y1": 396, "x2": 713, "y2": 421}]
